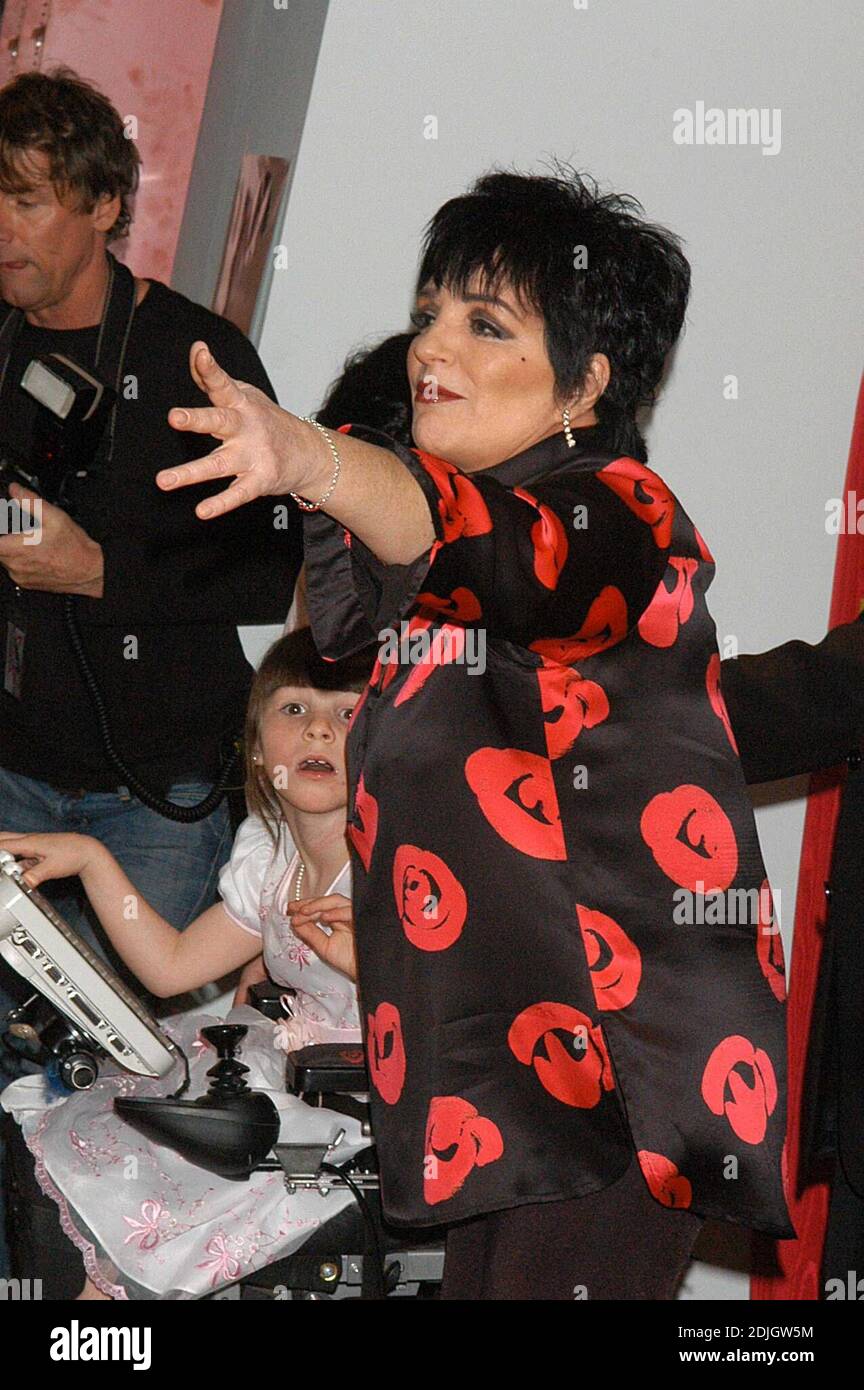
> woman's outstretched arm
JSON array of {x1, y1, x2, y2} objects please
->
[{"x1": 158, "y1": 343, "x2": 434, "y2": 566}]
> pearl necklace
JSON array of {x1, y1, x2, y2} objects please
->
[{"x1": 292, "y1": 856, "x2": 349, "y2": 901}]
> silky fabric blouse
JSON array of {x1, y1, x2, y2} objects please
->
[{"x1": 302, "y1": 422, "x2": 795, "y2": 1239}]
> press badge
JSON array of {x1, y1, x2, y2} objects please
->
[{"x1": 4, "y1": 611, "x2": 25, "y2": 699}]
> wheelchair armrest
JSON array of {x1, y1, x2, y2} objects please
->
[{"x1": 285, "y1": 1043, "x2": 369, "y2": 1095}]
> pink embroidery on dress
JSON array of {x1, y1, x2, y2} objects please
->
[
  {"x1": 285, "y1": 938, "x2": 315, "y2": 970},
  {"x1": 123, "y1": 1199, "x2": 170, "y2": 1251},
  {"x1": 69, "y1": 1126, "x2": 125, "y2": 1176},
  {"x1": 25, "y1": 1111, "x2": 129, "y2": 1299},
  {"x1": 196, "y1": 1231, "x2": 244, "y2": 1285}
]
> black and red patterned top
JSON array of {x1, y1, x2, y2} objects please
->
[{"x1": 303, "y1": 421, "x2": 795, "y2": 1239}]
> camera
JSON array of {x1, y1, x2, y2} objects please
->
[
  {"x1": 2, "y1": 993, "x2": 101, "y2": 1090},
  {"x1": 0, "y1": 440, "x2": 43, "y2": 502},
  {"x1": 0, "y1": 352, "x2": 116, "y2": 505}
]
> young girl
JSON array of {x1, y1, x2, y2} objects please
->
[{"x1": 0, "y1": 627, "x2": 373, "y2": 1300}]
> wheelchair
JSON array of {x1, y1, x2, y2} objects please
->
[
  {"x1": 2, "y1": 1026, "x2": 446, "y2": 1301},
  {"x1": 203, "y1": 1037, "x2": 446, "y2": 1301},
  {"x1": 0, "y1": 847, "x2": 446, "y2": 1301}
]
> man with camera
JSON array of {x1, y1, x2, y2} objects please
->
[{"x1": 0, "y1": 67, "x2": 303, "y2": 1033}]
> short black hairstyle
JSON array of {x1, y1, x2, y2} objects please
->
[
  {"x1": 415, "y1": 162, "x2": 691, "y2": 461},
  {"x1": 317, "y1": 330, "x2": 416, "y2": 444}
]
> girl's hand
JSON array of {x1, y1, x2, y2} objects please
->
[
  {"x1": 158, "y1": 342, "x2": 322, "y2": 520},
  {"x1": 287, "y1": 893, "x2": 357, "y2": 982},
  {"x1": 0, "y1": 832, "x2": 103, "y2": 888}
]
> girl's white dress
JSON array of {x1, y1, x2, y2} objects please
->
[{"x1": 0, "y1": 815, "x2": 366, "y2": 1299}]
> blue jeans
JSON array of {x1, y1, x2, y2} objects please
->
[{"x1": 0, "y1": 766, "x2": 233, "y2": 1275}]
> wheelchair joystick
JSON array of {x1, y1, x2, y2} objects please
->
[
  {"x1": 114, "y1": 1022, "x2": 280, "y2": 1180},
  {"x1": 200, "y1": 1024, "x2": 252, "y2": 1098}
]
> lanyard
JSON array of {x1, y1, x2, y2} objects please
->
[{"x1": 0, "y1": 250, "x2": 138, "y2": 476}]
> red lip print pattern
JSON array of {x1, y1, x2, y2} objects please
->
[
  {"x1": 367, "y1": 1002, "x2": 406, "y2": 1105},
  {"x1": 464, "y1": 748, "x2": 566, "y2": 859},
  {"x1": 347, "y1": 773, "x2": 379, "y2": 872},
  {"x1": 576, "y1": 905, "x2": 642, "y2": 1011},
  {"x1": 415, "y1": 587, "x2": 483, "y2": 622},
  {"x1": 641, "y1": 785, "x2": 738, "y2": 893},
  {"x1": 414, "y1": 449, "x2": 494, "y2": 542},
  {"x1": 637, "y1": 1151, "x2": 693, "y2": 1208},
  {"x1": 536, "y1": 663, "x2": 609, "y2": 760},
  {"x1": 701, "y1": 1035, "x2": 778, "y2": 1144},
  {"x1": 597, "y1": 458, "x2": 675, "y2": 548},
  {"x1": 512, "y1": 485, "x2": 569, "y2": 590},
  {"x1": 705, "y1": 653, "x2": 739, "y2": 754},
  {"x1": 755, "y1": 879, "x2": 787, "y2": 1003},
  {"x1": 423, "y1": 1096, "x2": 504, "y2": 1205},
  {"x1": 530, "y1": 585, "x2": 629, "y2": 666},
  {"x1": 638, "y1": 557, "x2": 698, "y2": 648},
  {"x1": 371, "y1": 614, "x2": 432, "y2": 693},
  {"x1": 394, "y1": 623, "x2": 466, "y2": 707},
  {"x1": 508, "y1": 1002, "x2": 615, "y2": 1107},
  {"x1": 392, "y1": 845, "x2": 468, "y2": 950}
]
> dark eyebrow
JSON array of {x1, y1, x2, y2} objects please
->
[{"x1": 415, "y1": 284, "x2": 523, "y2": 320}]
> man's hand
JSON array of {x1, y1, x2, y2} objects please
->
[{"x1": 0, "y1": 483, "x2": 104, "y2": 596}]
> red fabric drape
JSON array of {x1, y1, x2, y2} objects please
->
[{"x1": 751, "y1": 372, "x2": 864, "y2": 1299}]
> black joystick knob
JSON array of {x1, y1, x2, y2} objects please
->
[
  {"x1": 115, "y1": 1021, "x2": 280, "y2": 1179},
  {"x1": 201, "y1": 1024, "x2": 247, "y2": 1053},
  {"x1": 200, "y1": 1024, "x2": 251, "y2": 1099}
]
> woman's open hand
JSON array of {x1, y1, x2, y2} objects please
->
[
  {"x1": 158, "y1": 342, "x2": 319, "y2": 520},
  {"x1": 287, "y1": 893, "x2": 357, "y2": 982}
]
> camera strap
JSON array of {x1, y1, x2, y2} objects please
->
[
  {"x1": 2, "y1": 259, "x2": 239, "y2": 818},
  {"x1": 2, "y1": 253, "x2": 137, "y2": 701},
  {"x1": 0, "y1": 249, "x2": 137, "y2": 476}
]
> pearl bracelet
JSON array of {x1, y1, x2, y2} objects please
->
[{"x1": 290, "y1": 416, "x2": 342, "y2": 512}]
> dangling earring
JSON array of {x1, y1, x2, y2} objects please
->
[{"x1": 562, "y1": 406, "x2": 576, "y2": 449}]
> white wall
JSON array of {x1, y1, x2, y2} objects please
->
[{"x1": 252, "y1": 0, "x2": 862, "y2": 1297}]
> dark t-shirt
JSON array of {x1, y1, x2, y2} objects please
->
[{"x1": 0, "y1": 279, "x2": 302, "y2": 792}]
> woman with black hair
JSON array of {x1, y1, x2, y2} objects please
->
[{"x1": 157, "y1": 166, "x2": 795, "y2": 1299}]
